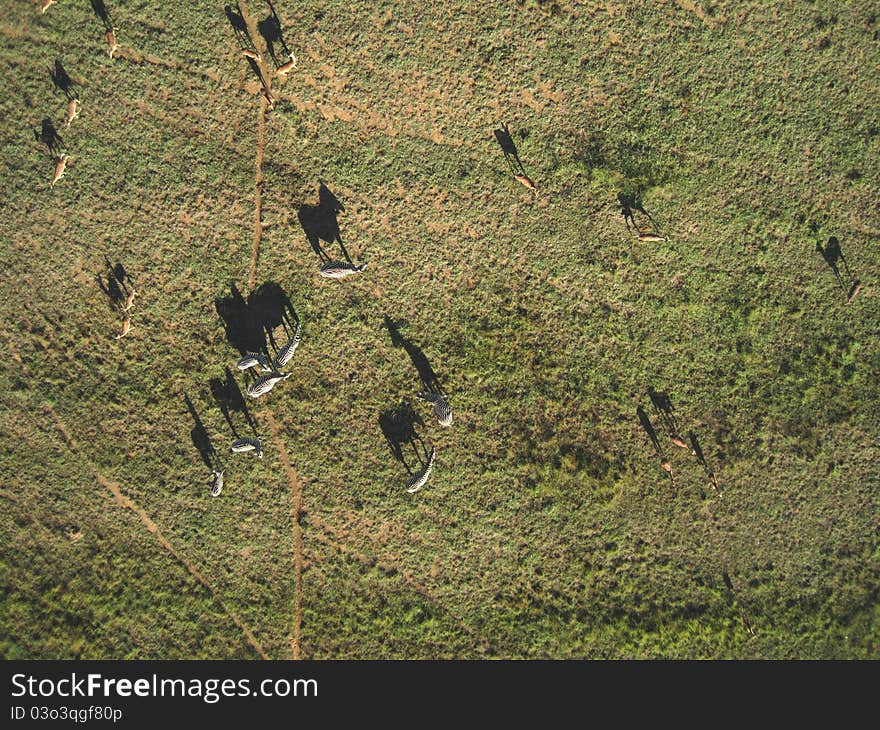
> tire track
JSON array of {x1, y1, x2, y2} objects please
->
[{"x1": 41, "y1": 400, "x2": 271, "y2": 660}]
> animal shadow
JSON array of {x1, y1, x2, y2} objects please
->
[
  {"x1": 49, "y1": 59, "x2": 77, "y2": 100},
  {"x1": 688, "y1": 430, "x2": 719, "y2": 493},
  {"x1": 210, "y1": 366, "x2": 259, "y2": 439},
  {"x1": 184, "y1": 394, "x2": 221, "y2": 473},
  {"x1": 225, "y1": 3, "x2": 255, "y2": 50},
  {"x1": 258, "y1": 0, "x2": 291, "y2": 67},
  {"x1": 379, "y1": 400, "x2": 429, "y2": 475},
  {"x1": 215, "y1": 281, "x2": 298, "y2": 358},
  {"x1": 816, "y1": 236, "x2": 861, "y2": 303},
  {"x1": 383, "y1": 315, "x2": 445, "y2": 396},
  {"x1": 297, "y1": 181, "x2": 352, "y2": 263},
  {"x1": 618, "y1": 189, "x2": 660, "y2": 237},
  {"x1": 493, "y1": 122, "x2": 526, "y2": 175},
  {"x1": 636, "y1": 405, "x2": 674, "y2": 485},
  {"x1": 95, "y1": 256, "x2": 133, "y2": 310},
  {"x1": 35, "y1": 118, "x2": 64, "y2": 155},
  {"x1": 90, "y1": 0, "x2": 113, "y2": 30}
]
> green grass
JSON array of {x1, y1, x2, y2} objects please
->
[{"x1": 0, "y1": 0, "x2": 878, "y2": 659}]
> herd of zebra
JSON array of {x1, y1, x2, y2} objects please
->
[{"x1": 208, "y1": 312, "x2": 453, "y2": 497}]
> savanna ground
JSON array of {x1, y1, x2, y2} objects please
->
[{"x1": 0, "y1": 0, "x2": 878, "y2": 660}]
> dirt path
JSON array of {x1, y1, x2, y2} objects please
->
[
  {"x1": 235, "y1": 1, "x2": 303, "y2": 660},
  {"x1": 44, "y1": 404, "x2": 271, "y2": 660},
  {"x1": 264, "y1": 411, "x2": 304, "y2": 659},
  {"x1": 238, "y1": 0, "x2": 270, "y2": 291}
]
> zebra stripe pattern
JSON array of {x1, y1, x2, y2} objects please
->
[
  {"x1": 319, "y1": 260, "x2": 367, "y2": 279},
  {"x1": 231, "y1": 437, "x2": 263, "y2": 458},
  {"x1": 417, "y1": 391, "x2": 452, "y2": 427},
  {"x1": 245, "y1": 371, "x2": 291, "y2": 398},
  {"x1": 273, "y1": 320, "x2": 302, "y2": 370},
  {"x1": 236, "y1": 351, "x2": 270, "y2": 372},
  {"x1": 406, "y1": 447, "x2": 436, "y2": 494},
  {"x1": 210, "y1": 469, "x2": 224, "y2": 497}
]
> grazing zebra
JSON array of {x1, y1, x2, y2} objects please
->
[
  {"x1": 231, "y1": 437, "x2": 263, "y2": 458},
  {"x1": 210, "y1": 469, "x2": 224, "y2": 497},
  {"x1": 406, "y1": 447, "x2": 436, "y2": 494},
  {"x1": 236, "y1": 351, "x2": 270, "y2": 372},
  {"x1": 319, "y1": 260, "x2": 367, "y2": 279},
  {"x1": 246, "y1": 371, "x2": 291, "y2": 398},
  {"x1": 273, "y1": 320, "x2": 302, "y2": 370},
  {"x1": 417, "y1": 391, "x2": 452, "y2": 427}
]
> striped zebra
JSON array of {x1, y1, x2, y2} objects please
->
[
  {"x1": 273, "y1": 319, "x2": 302, "y2": 370},
  {"x1": 417, "y1": 391, "x2": 452, "y2": 427},
  {"x1": 231, "y1": 437, "x2": 263, "y2": 458},
  {"x1": 210, "y1": 469, "x2": 224, "y2": 497},
  {"x1": 246, "y1": 371, "x2": 291, "y2": 398},
  {"x1": 236, "y1": 351, "x2": 270, "y2": 372},
  {"x1": 406, "y1": 447, "x2": 436, "y2": 494},
  {"x1": 319, "y1": 260, "x2": 367, "y2": 279}
]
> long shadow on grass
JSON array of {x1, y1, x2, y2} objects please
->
[
  {"x1": 95, "y1": 256, "x2": 134, "y2": 311},
  {"x1": 383, "y1": 315, "x2": 445, "y2": 397},
  {"x1": 49, "y1": 59, "x2": 78, "y2": 101},
  {"x1": 215, "y1": 281, "x2": 298, "y2": 359},
  {"x1": 816, "y1": 236, "x2": 861, "y2": 303},
  {"x1": 225, "y1": 2, "x2": 256, "y2": 51},
  {"x1": 34, "y1": 118, "x2": 64, "y2": 156},
  {"x1": 618, "y1": 190, "x2": 660, "y2": 237},
  {"x1": 90, "y1": 0, "x2": 113, "y2": 30},
  {"x1": 210, "y1": 367, "x2": 259, "y2": 439},
  {"x1": 379, "y1": 400, "x2": 430, "y2": 476},
  {"x1": 184, "y1": 394, "x2": 221, "y2": 473},
  {"x1": 258, "y1": 0, "x2": 292, "y2": 68},
  {"x1": 297, "y1": 181, "x2": 352, "y2": 264}
]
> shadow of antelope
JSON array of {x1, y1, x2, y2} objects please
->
[
  {"x1": 816, "y1": 236, "x2": 861, "y2": 303},
  {"x1": 49, "y1": 59, "x2": 78, "y2": 100},
  {"x1": 34, "y1": 118, "x2": 64, "y2": 155},
  {"x1": 258, "y1": 0, "x2": 292, "y2": 68}
]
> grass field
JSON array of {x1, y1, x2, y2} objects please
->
[{"x1": 0, "y1": 0, "x2": 878, "y2": 659}]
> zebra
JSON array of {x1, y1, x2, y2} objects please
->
[
  {"x1": 236, "y1": 351, "x2": 271, "y2": 372},
  {"x1": 246, "y1": 371, "x2": 291, "y2": 398},
  {"x1": 406, "y1": 447, "x2": 436, "y2": 494},
  {"x1": 210, "y1": 469, "x2": 224, "y2": 497},
  {"x1": 273, "y1": 319, "x2": 302, "y2": 370},
  {"x1": 231, "y1": 437, "x2": 263, "y2": 458},
  {"x1": 417, "y1": 391, "x2": 452, "y2": 427},
  {"x1": 319, "y1": 260, "x2": 367, "y2": 279}
]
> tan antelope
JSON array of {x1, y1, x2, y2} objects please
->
[
  {"x1": 636, "y1": 226, "x2": 669, "y2": 242},
  {"x1": 275, "y1": 52, "x2": 297, "y2": 78},
  {"x1": 514, "y1": 173, "x2": 538, "y2": 192},
  {"x1": 39, "y1": 0, "x2": 56, "y2": 13},
  {"x1": 105, "y1": 27, "x2": 118, "y2": 58},
  {"x1": 121, "y1": 288, "x2": 137, "y2": 312},
  {"x1": 50, "y1": 153, "x2": 68, "y2": 188},
  {"x1": 669, "y1": 435, "x2": 691, "y2": 452},
  {"x1": 241, "y1": 48, "x2": 262, "y2": 62},
  {"x1": 114, "y1": 315, "x2": 131, "y2": 339},
  {"x1": 64, "y1": 97, "x2": 80, "y2": 129},
  {"x1": 661, "y1": 459, "x2": 674, "y2": 485}
]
